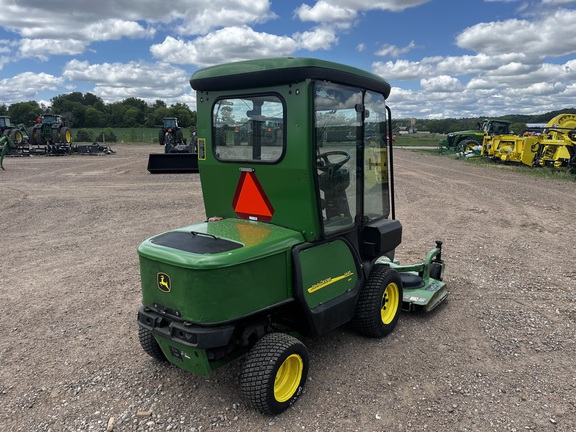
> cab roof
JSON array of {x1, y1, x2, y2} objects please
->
[{"x1": 190, "y1": 57, "x2": 391, "y2": 99}]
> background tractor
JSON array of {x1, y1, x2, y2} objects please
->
[
  {"x1": 147, "y1": 117, "x2": 198, "y2": 173},
  {"x1": 158, "y1": 117, "x2": 189, "y2": 153},
  {"x1": 28, "y1": 114, "x2": 72, "y2": 154},
  {"x1": 1, "y1": 116, "x2": 25, "y2": 145},
  {"x1": 439, "y1": 119, "x2": 511, "y2": 156},
  {"x1": 137, "y1": 57, "x2": 448, "y2": 414},
  {"x1": 0, "y1": 121, "x2": 29, "y2": 168}
]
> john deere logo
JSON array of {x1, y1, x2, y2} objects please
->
[{"x1": 157, "y1": 272, "x2": 171, "y2": 293}]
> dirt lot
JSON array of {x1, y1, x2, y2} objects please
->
[{"x1": 1, "y1": 144, "x2": 574, "y2": 432}]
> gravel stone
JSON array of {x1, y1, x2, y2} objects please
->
[{"x1": 0, "y1": 145, "x2": 574, "y2": 431}]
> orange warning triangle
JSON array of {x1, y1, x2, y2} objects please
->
[{"x1": 232, "y1": 171, "x2": 274, "y2": 221}]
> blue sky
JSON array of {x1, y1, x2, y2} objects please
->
[{"x1": 1, "y1": 0, "x2": 576, "y2": 119}]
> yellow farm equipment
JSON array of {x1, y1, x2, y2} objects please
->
[{"x1": 482, "y1": 114, "x2": 576, "y2": 170}]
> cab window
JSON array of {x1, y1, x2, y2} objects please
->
[
  {"x1": 212, "y1": 95, "x2": 284, "y2": 162},
  {"x1": 314, "y1": 82, "x2": 361, "y2": 235},
  {"x1": 314, "y1": 84, "x2": 390, "y2": 236}
]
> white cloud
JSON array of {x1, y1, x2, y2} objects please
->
[
  {"x1": 151, "y1": 28, "x2": 298, "y2": 67},
  {"x1": 83, "y1": 20, "x2": 155, "y2": 41},
  {"x1": 456, "y1": 9, "x2": 576, "y2": 58},
  {"x1": 0, "y1": 0, "x2": 276, "y2": 51},
  {"x1": 19, "y1": 39, "x2": 88, "y2": 60},
  {"x1": 293, "y1": 27, "x2": 338, "y2": 50},
  {"x1": 420, "y1": 76, "x2": 464, "y2": 93},
  {"x1": 0, "y1": 72, "x2": 64, "y2": 104},
  {"x1": 372, "y1": 59, "x2": 435, "y2": 81},
  {"x1": 375, "y1": 41, "x2": 418, "y2": 58},
  {"x1": 62, "y1": 59, "x2": 192, "y2": 104},
  {"x1": 173, "y1": 0, "x2": 276, "y2": 35},
  {"x1": 295, "y1": 1, "x2": 358, "y2": 27},
  {"x1": 294, "y1": 0, "x2": 430, "y2": 31}
]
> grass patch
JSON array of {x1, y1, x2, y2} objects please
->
[
  {"x1": 393, "y1": 134, "x2": 444, "y2": 147},
  {"x1": 70, "y1": 128, "x2": 194, "y2": 144},
  {"x1": 451, "y1": 154, "x2": 576, "y2": 181}
]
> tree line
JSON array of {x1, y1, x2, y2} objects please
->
[
  {"x1": 2, "y1": 91, "x2": 575, "y2": 135},
  {"x1": 0, "y1": 92, "x2": 196, "y2": 129},
  {"x1": 405, "y1": 108, "x2": 576, "y2": 135}
]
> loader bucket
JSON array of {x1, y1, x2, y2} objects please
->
[{"x1": 147, "y1": 153, "x2": 199, "y2": 174}]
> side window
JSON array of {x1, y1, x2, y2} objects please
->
[
  {"x1": 314, "y1": 82, "x2": 361, "y2": 235},
  {"x1": 212, "y1": 95, "x2": 284, "y2": 162},
  {"x1": 363, "y1": 91, "x2": 390, "y2": 221}
]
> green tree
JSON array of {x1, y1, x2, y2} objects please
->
[
  {"x1": 76, "y1": 129, "x2": 95, "y2": 142},
  {"x1": 145, "y1": 106, "x2": 170, "y2": 128},
  {"x1": 8, "y1": 101, "x2": 43, "y2": 125},
  {"x1": 106, "y1": 102, "x2": 129, "y2": 127},
  {"x1": 83, "y1": 93, "x2": 106, "y2": 112},
  {"x1": 123, "y1": 107, "x2": 141, "y2": 127},
  {"x1": 84, "y1": 106, "x2": 107, "y2": 127},
  {"x1": 171, "y1": 103, "x2": 195, "y2": 127}
]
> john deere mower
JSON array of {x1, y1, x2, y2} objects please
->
[{"x1": 137, "y1": 57, "x2": 448, "y2": 414}]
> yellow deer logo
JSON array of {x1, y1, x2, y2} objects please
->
[{"x1": 157, "y1": 273, "x2": 171, "y2": 293}]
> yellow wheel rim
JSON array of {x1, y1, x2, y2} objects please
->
[
  {"x1": 380, "y1": 282, "x2": 400, "y2": 324},
  {"x1": 65, "y1": 130, "x2": 71, "y2": 143},
  {"x1": 274, "y1": 354, "x2": 303, "y2": 403}
]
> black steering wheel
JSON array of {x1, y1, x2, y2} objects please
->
[{"x1": 317, "y1": 150, "x2": 350, "y2": 172}]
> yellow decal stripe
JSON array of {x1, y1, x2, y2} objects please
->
[{"x1": 308, "y1": 271, "x2": 353, "y2": 293}]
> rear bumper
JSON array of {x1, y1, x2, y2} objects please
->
[{"x1": 137, "y1": 305, "x2": 235, "y2": 349}]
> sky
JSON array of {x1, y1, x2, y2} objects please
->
[{"x1": 1, "y1": 0, "x2": 576, "y2": 119}]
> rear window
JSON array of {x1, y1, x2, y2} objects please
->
[{"x1": 212, "y1": 95, "x2": 285, "y2": 162}]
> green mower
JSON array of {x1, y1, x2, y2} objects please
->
[{"x1": 137, "y1": 57, "x2": 448, "y2": 414}]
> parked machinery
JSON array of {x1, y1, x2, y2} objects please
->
[
  {"x1": 482, "y1": 114, "x2": 576, "y2": 169},
  {"x1": 438, "y1": 119, "x2": 511, "y2": 156},
  {"x1": 1, "y1": 116, "x2": 25, "y2": 145},
  {"x1": 147, "y1": 117, "x2": 198, "y2": 173},
  {"x1": 28, "y1": 114, "x2": 72, "y2": 154},
  {"x1": 1, "y1": 118, "x2": 30, "y2": 166}
]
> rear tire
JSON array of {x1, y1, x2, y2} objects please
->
[
  {"x1": 27, "y1": 127, "x2": 36, "y2": 145},
  {"x1": 33, "y1": 127, "x2": 45, "y2": 145},
  {"x1": 52, "y1": 128, "x2": 59, "y2": 144},
  {"x1": 138, "y1": 327, "x2": 167, "y2": 362},
  {"x1": 240, "y1": 333, "x2": 308, "y2": 415},
  {"x1": 352, "y1": 265, "x2": 402, "y2": 338},
  {"x1": 60, "y1": 127, "x2": 72, "y2": 143},
  {"x1": 175, "y1": 129, "x2": 184, "y2": 144}
]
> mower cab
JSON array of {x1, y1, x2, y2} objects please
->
[{"x1": 137, "y1": 57, "x2": 447, "y2": 414}]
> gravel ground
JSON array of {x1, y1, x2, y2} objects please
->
[{"x1": 0, "y1": 144, "x2": 574, "y2": 432}]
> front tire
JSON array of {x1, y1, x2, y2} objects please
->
[
  {"x1": 10, "y1": 129, "x2": 23, "y2": 145},
  {"x1": 352, "y1": 265, "x2": 402, "y2": 338},
  {"x1": 240, "y1": 333, "x2": 309, "y2": 415}
]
